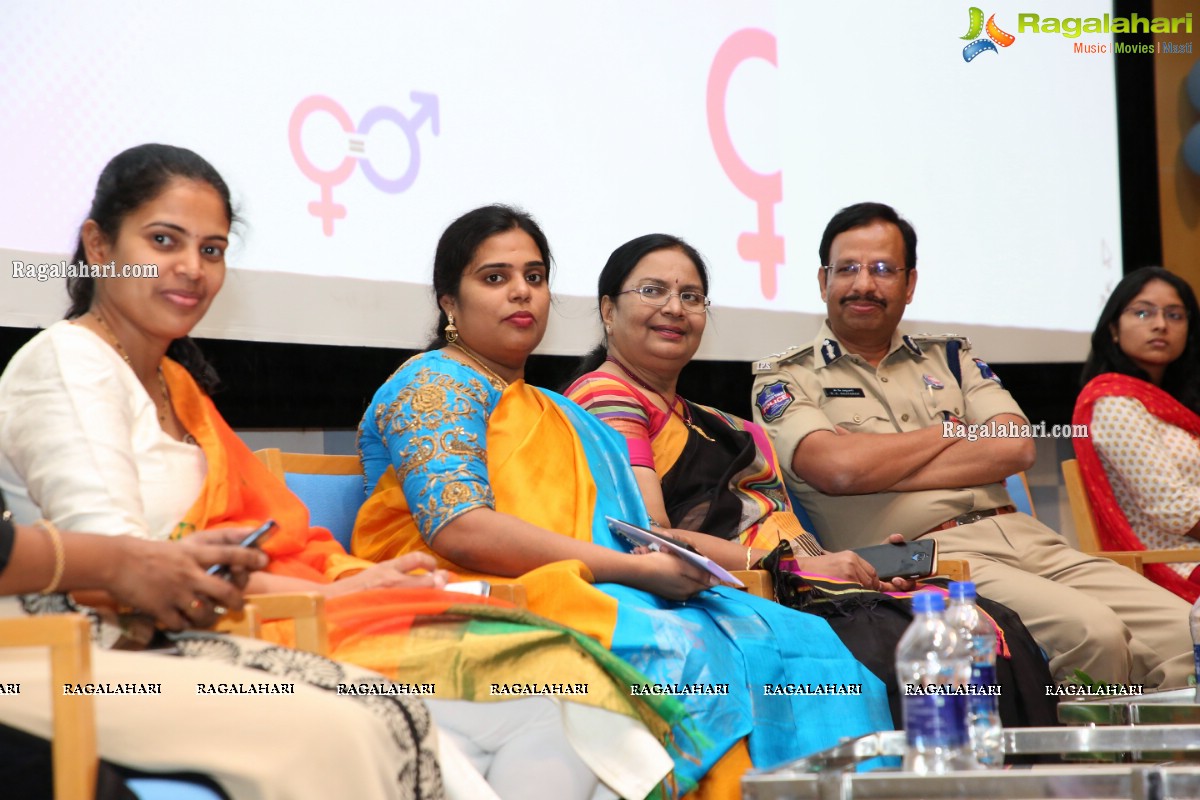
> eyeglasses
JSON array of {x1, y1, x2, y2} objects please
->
[
  {"x1": 1122, "y1": 304, "x2": 1189, "y2": 324},
  {"x1": 618, "y1": 284, "x2": 711, "y2": 314},
  {"x1": 822, "y1": 262, "x2": 911, "y2": 283}
]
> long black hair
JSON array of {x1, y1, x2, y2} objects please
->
[
  {"x1": 568, "y1": 233, "x2": 710, "y2": 382},
  {"x1": 427, "y1": 204, "x2": 552, "y2": 349},
  {"x1": 68, "y1": 143, "x2": 235, "y2": 393},
  {"x1": 1081, "y1": 266, "x2": 1200, "y2": 414}
]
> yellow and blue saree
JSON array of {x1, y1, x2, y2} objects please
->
[{"x1": 354, "y1": 351, "x2": 891, "y2": 794}]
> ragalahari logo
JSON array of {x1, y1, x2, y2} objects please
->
[{"x1": 961, "y1": 8, "x2": 1016, "y2": 62}]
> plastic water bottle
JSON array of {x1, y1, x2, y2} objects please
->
[
  {"x1": 1190, "y1": 595, "x2": 1200, "y2": 700},
  {"x1": 946, "y1": 582, "x2": 1004, "y2": 767},
  {"x1": 895, "y1": 591, "x2": 972, "y2": 773}
]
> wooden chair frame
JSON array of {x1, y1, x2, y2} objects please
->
[
  {"x1": 1062, "y1": 458, "x2": 1197, "y2": 574},
  {"x1": 0, "y1": 598, "x2": 326, "y2": 798},
  {"x1": 211, "y1": 593, "x2": 328, "y2": 655},
  {"x1": 0, "y1": 614, "x2": 97, "y2": 800}
]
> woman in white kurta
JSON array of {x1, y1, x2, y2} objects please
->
[{"x1": 0, "y1": 144, "x2": 672, "y2": 800}]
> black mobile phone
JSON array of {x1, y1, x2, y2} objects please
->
[
  {"x1": 851, "y1": 539, "x2": 938, "y2": 580},
  {"x1": 206, "y1": 519, "x2": 277, "y2": 579}
]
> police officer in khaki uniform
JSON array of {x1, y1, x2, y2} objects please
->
[{"x1": 752, "y1": 201, "x2": 1192, "y2": 689}]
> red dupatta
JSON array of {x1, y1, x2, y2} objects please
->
[{"x1": 1073, "y1": 373, "x2": 1200, "y2": 602}]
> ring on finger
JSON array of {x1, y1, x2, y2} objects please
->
[{"x1": 189, "y1": 598, "x2": 204, "y2": 612}]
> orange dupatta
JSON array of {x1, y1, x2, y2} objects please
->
[{"x1": 163, "y1": 359, "x2": 371, "y2": 583}]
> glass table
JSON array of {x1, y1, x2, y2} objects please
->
[
  {"x1": 741, "y1": 725, "x2": 1200, "y2": 799},
  {"x1": 1057, "y1": 687, "x2": 1200, "y2": 726}
]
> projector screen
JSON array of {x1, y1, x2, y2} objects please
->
[{"x1": 1, "y1": 1, "x2": 1123, "y2": 362}]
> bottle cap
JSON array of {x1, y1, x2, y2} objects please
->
[
  {"x1": 911, "y1": 590, "x2": 946, "y2": 613},
  {"x1": 948, "y1": 581, "x2": 977, "y2": 600}
]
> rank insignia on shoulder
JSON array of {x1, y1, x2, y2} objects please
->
[
  {"x1": 912, "y1": 333, "x2": 973, "y2": 350},
  {"x1": 753, "y1": 344, "x2": 809, "y2": 373},
  {"x1": 973, "y1": 358, "x2": 1002, "y2": 386},
  {"x1": 820, "y1": 338, "x2": 842, "y2": 365},
  {"x1": 755, "y1": 381, "x2": 795, "y2": 422}
]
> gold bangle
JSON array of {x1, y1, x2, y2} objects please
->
[
  {"x1": 36, "y1": 519, "x2": 65, "y2": 594},
  {"x1": 745, "y1": 546, "x2": 755, "y2": 571}
]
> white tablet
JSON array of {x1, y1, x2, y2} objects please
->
[{"x1": 605, "y1": 517, "x2": 746, "y2": 589}]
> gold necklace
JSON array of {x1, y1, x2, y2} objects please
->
[
  {"x1": 90, "y1": 312, "x2": 172, "y2": 427},
  {"x1": 448, "y1": 343, "x2": 510, "y2": 389}
]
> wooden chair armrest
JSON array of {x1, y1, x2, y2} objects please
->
[
  {"x1": 1134, "y1": 548, "x2": 1199, "y2": 565},
  {"x1": 487, "y1": 583, "x2": 528, "y2": 608},
  {"x1": 243, "y1": 593, "x2": 328, "y2": 655},
  {"x1": 1091, "y1": 551, "x2": 1145, "y2": 572},
  {"x1": 730, "y1": 570, "x2": 774, "y2": 600},
  {"x1": 211, "y1": 603, "x2": 262, "y2": 640},
  {"x1": 0, "y1": 614, "x2": 97, "y2": 800},
  {"x1": 935, "y1": 558, "x2": 970, "y2": 583}
]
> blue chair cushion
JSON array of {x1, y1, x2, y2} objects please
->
[
  {"x1": 1004, "y1": 474, "x2": 1033, "y2": 517},
  {"x1": 126, "y1": 778, "x2": 228, "y2": 799},
  {"x1": 284, "y1": 473, "x2": 366, "y2": 551}
]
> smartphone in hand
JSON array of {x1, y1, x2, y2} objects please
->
[
  {"x1": 206, "y1": 519, "x2": 276, "y2": 580},
  {"x1": 851, "y1": 539, "x2": 938, "y2": 580}
]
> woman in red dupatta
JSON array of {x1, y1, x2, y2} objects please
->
[{"x1": 1074, "y1": 267, "x2": 1200, "y2": 602}]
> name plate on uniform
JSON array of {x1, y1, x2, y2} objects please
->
[{"x1": 824, "y1": 387, "x2": 865, "y2": 398}]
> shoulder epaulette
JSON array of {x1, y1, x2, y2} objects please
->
[
  {"x1": 753, "y1": 344, "x2": 811, "y2": 373},
  {"x1": 911, "y1": 333, "x2": 972, "y2": 350}
]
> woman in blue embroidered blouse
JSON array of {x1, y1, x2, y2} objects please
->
[{"x1": 352, "y1": 204, "x2": 891, "y2": 795}]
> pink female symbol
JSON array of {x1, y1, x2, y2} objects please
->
[
  {"x1": 707, "y1": 29, "x2": 784, "y2": 299},
  {"x1": 288, "y1": 96, "x2": 358, "y2": 237}
]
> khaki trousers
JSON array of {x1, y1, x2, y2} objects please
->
[{"x1": 930, "y1": 513, "x2": 1193, "y2": 688}]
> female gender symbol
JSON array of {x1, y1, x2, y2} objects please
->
[
  {"x1": 707, "y1": 29, "x2": 784, "y2": 299},
  {"x1": 289, "y1": 93, "x2": 440, "y2": 236}
]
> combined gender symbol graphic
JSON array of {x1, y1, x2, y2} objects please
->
[{"x1": 289, "y1": 92, "x2": 440, "y2": 236}]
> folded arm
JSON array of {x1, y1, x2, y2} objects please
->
[
  {"x1": 792, "y1": 422, "x2": 958, "y2": 495},
  {"x1": 888, "y1": 413, "x2": 1035, "y2": 492}
]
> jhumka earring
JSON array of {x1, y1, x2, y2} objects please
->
[{"x1": 445, "y1": 313, "x2": 459, "y2": 343}]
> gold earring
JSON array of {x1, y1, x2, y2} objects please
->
[{"x1": 445, "y1": 313, "x2": 459, "y2": 343}]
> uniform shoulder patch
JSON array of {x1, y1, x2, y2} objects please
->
[
  {"x1": 973, "y1": 357, "x2": 1003, "y2": 386},
  {"x1": 911, "y1": 333, "x2": 973, "y2": 351},
  {"x1": 753, "y1": 344, "x2": 812, "y2": 373},
  {"x1": 754, "y1": 380, "x2": 795, "y2": 422}
]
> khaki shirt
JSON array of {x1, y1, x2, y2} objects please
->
[{"x1": 750, "y1": 321, "x2": 1025, "y2": 549}]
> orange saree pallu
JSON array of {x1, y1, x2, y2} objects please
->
[{"x1": 161, "y1": 360, "x2": 687, "y2": 752}]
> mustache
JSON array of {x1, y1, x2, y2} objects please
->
[{"x1": 840, "y1": 293, "x2": 887, "y2": 309}]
